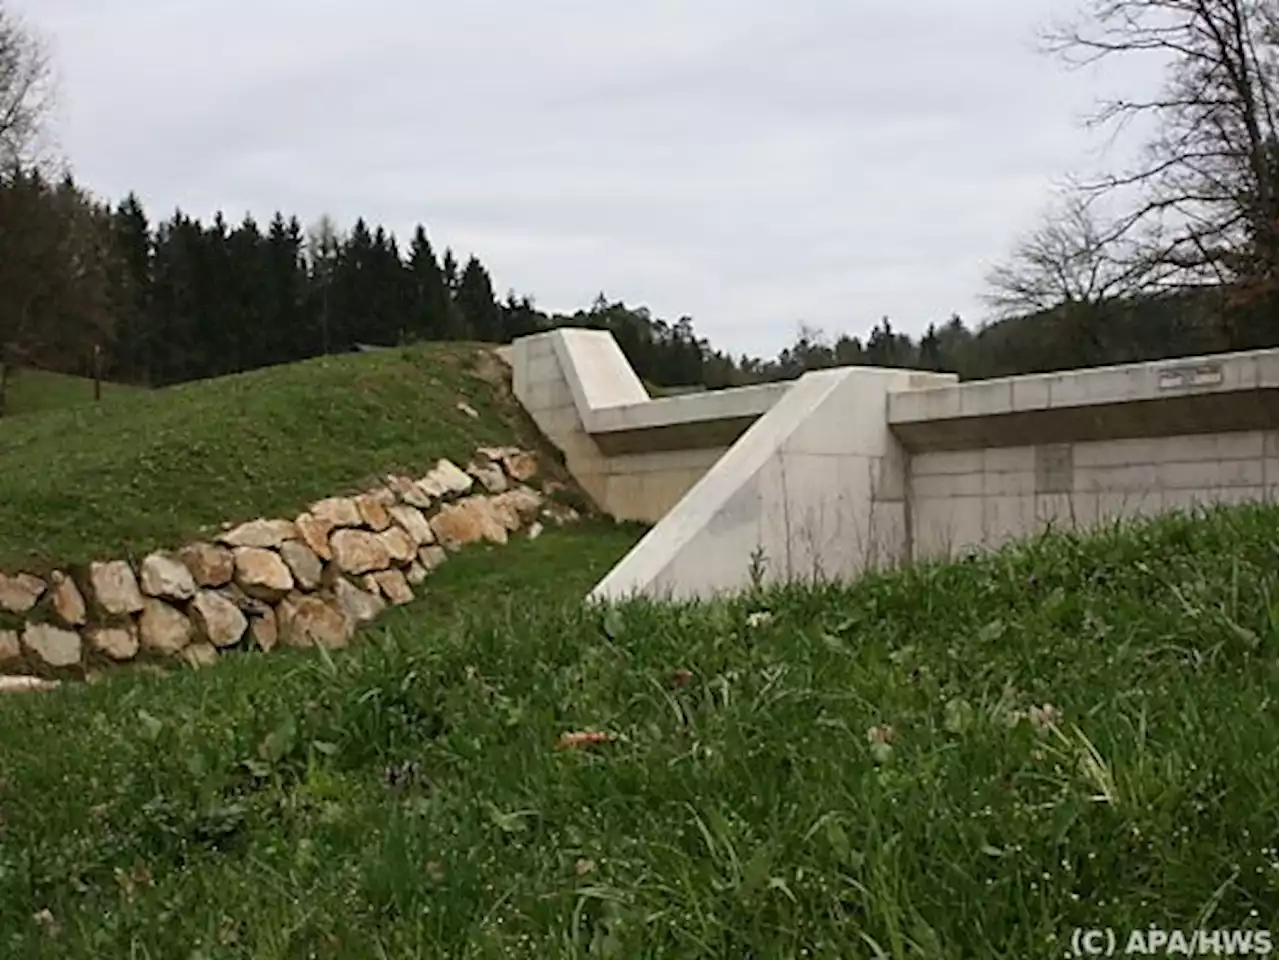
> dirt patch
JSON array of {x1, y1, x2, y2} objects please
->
[{"x1": 468, "y1": 349, "x2": 511, "y2": 390}]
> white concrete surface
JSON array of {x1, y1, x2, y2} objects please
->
[
  {"x1": 588, "y1": 383, "x2": 790, "y2": 435},
  {"x1": 503, "y1": 329, "x2": 798, "y2": 521},
  {"x1": 550, "y1": 328, "x2": 649, "y2": 417},
  {"x1": 587, "y1": 365, "x2": 955, "y2": 602},
  {"x1": 889, "y1": 348, "x2": 1275, "y2": 427},
  {"x1": 909, "y1": 430, "x2": 1277, "y2": 560},
  {"x1": 894, "y1": 348, "x2": 1279, "y2": 560},
  {"x1": 499, "y1": 329, "x2": 1278, "y2": 603}
]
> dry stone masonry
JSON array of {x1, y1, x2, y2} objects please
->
[{"x1": 0, "y1": 447, "x2": 582, "y2": 684}]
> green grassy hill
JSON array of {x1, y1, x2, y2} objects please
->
[
  {"x1": 3, "y1": 367, "x2": 143, "y2": 417},
  {"x1": 0, "y1": 344, "x2": 573, "y2": 574},
  {"x1": 0, "y1": 504, "x2": 1274, "y2": 956}
]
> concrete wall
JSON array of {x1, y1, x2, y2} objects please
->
[
  {"x1": 585, "y1": 364, "x2": 955, "y2": 602},
  {"x1": 499, "y1": 330, "x2": 1278, "y2": 603},
  {"x1": 891, "y1": 349, "x2": 1278, "y2": 560},
  {"x1": 909, "y1": 431, "x2": 1277, "y2": 560},
  {"x1": 499, "y1": 330, "x2": 791, "y2": 522}
]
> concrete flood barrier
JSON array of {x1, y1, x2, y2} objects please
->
[{"x1": 499, "y1": 330, "x2": 1278, "y2": 602}]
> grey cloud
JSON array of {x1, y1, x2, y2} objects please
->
[{"x1": 28, "y1": 0, "x2": 1163, "y2": 359}]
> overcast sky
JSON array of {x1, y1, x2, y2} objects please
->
[{"x1": 25, "y1": 1, "x2": 1163, "y2": 360}]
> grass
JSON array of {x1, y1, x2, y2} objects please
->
[
  {"x1": 2, "y1": 367, "x2": 143, "y2": 418},
  {"x1": 0, "y1": 344, "x2": 560, "y2": 575},
  {"x1": 0, "y1": 503, "x2": 1275, "y2": 957}
]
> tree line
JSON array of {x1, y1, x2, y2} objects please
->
[
  {"x1": 1, "y1": 0, "x2": 1275, "y2": 414},
  {"x1": 0, "y1": 166, "x2": 1034, "y2": 397}
]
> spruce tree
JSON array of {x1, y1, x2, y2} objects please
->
[
  {"x1": 148, "y1": 211, "x2": 210, "y2": 384},
  {"x1": 455, "y1": 255, "x2": 503, "y2": 341},
  {"x1": 407, "y1": 225, "x2": 451, "y2": 342},
  {"x1": 441, "y1": 248, "x2": 459, "y2": 294},
  {"x1": 109, "y1": 193, "x2": 153, "y2": 384},
  {"x1": 263, "y1": 212, "x2": 307, "y2": 364},
  {"x1": 500, "y1": 291, "x2": 544, "y2": 339},
  {"x1": 334, "y1": 218, "x2": 375, "y2": 350},
  {"x1": 223, "y1": 214, "x2": 265, "y2": 374}
]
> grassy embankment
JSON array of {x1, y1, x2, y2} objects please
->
[{"x1": 0, "y1": 344, "x2": 572, "y2": 575}]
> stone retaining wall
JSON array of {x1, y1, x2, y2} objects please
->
[{"x1": 0, "y1": 446, "x2": 579, "y2": 684}]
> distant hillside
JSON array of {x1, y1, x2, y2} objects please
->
[{"x1": 953, "y1": 285, "x2": 1278, "y2": 381}]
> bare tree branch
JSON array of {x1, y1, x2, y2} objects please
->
[
  {"x1": 998, "y1": 0, "x2": 1277, "y2": 331},
  {"x1": 0, "y1": 3, "x2": 55, "y2": 171},
  {"x1": 983, "y1": 192, "x2": 1146, "y2": 318}
]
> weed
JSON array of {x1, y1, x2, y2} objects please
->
[{"x1": 747, "y1": 543, "x2": 769, "y2": 593}]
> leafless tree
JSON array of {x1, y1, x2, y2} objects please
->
[
  {"x1": 0, "y1": 3, "x2": 55, "y2": 171},
  {"x1": 984, "y1": 191, "x2": 1142, "y2": 318},
  {"x1": 0, "y1": 7, "x2": 116, "y2": 413},
  {"x1": 0, "y1": 172, "x2": 116, "y2": 415},
  {"x1": 1044, "y1": 0, "x2": 1278, "y2": 298},
  {"x1": 305, "y1": 214, "x2": 344, "y2": 355},
  {"x1": 304, "y1": 214, "x2": 343, "y2": 266}
]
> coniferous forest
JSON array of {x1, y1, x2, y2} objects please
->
[{"x1": 1, "y1": 1, "x2": 1276, "y2": 412}]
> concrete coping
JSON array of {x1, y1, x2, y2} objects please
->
[
  {"x1": 585, "y1": 382, "x2": 794, "y2": 434},
  {"x1": 887, "y1": 348, "x2": 1279, "y2": 452},
  {"x1": 887, "y1": 348, "x2": 1278, "y2": 425},
  {"x1": 537, "y1": 326, "x2": 799, "y2": 437}
]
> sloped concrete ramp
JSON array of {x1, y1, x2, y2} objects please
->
[{"x1": 587, "y1": 365, "x2": 952, "y2": 603}]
